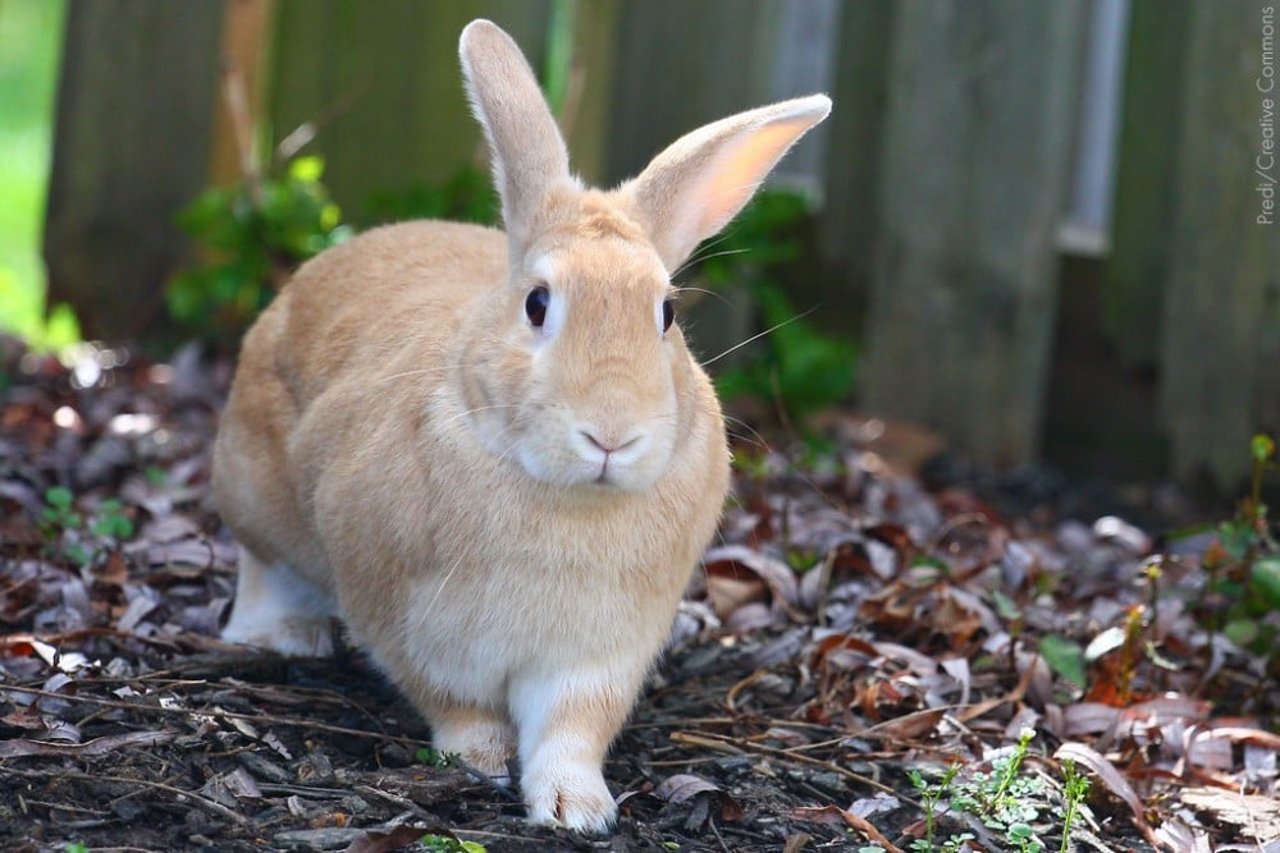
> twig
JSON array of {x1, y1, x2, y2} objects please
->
[
  {"x1": 669, "y1": 729, "x2": 921, "y2": 808},
  {"x1": 1, "y1": 767, "x2": 248, "y2": 825}
]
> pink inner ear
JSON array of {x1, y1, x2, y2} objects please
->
[{"x1": 698, "y1": 120, "x2": 813, "y2": 238}]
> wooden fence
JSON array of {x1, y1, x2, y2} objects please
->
[{"x1": 41, "y1": 0, "x2": 1280, "y2": 492}]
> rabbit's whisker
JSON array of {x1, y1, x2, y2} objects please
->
[{"x1": 699, "y1": 308, "x2": 815, "y2": 367}]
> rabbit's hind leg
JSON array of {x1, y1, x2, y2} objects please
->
[
  {"x1": 221, "y1": 547, "x2": 336, "y2": 656},
  {"x1": 419, "y1": 698, "x2": 516, "y2": 785}
]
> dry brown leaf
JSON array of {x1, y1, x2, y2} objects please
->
[
  {"x1": 1180, "y1": 787, "x2": 1280, "y2": 841},
  {"x1": 343, "y1": 825, "x2": 434, "y2": 853},
  {"x1": 653, "y1": 772, "x2": 744, "y2": 821},
  {"x1": 790, "y1": 804, "x2": 904, "y2": 853}
]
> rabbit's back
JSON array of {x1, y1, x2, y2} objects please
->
[{"x1": 277, "y1": 220, "x2": 508, "y2": 406}]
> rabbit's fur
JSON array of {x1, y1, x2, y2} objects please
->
[{"x1": 213, "y1": 19, "x2": 830, "y2": 832}]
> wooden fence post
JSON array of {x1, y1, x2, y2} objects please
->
[
  {"x1": 268, "y1": 0, "x2": 551, "y2": 219},
  {"x1": 42, "y1": 0, "x2": 224, "y2": 342},
  {"x1": 818, "y1": 0, "x2": 897, "y2": 338},
  {"x1": 1160, "y1": 1, "x2": 1280, "y2": 490},
  {"x1": 860, "y1": 1, "x2": 1087, "y2": 466},
  {"x1": 1102, "y1": 0, "x2": 1193, "y2": 369}
]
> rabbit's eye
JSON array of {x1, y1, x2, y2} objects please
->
[
  {"x1": 525, "y1": 286, "x2": 550, "y2": 327},
  {"x1": 661, "y1": 298, "x2": 675, "y2": 333}
]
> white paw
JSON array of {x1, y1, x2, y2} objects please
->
[
  {"x1": 523, "y1": 761, "x2": 617, "y2": 833},
  {"x1": 221, "y1": 616, "x2": 334, "y2": 657}
]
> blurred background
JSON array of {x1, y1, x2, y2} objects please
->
[{"x1": 1, "y1": 0, "x2": 1276, "y2": 497}]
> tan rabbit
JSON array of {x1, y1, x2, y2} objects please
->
[{"x1": 212, "y1": 19, "x2": 829, "y2": 832}]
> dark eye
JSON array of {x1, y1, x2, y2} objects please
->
[
  {"x1": 661, "y1": 298, "x2": 675, "y2": 333},
  {"x1": 525, "y1": 286, "x2": 550, "y2": 327}
]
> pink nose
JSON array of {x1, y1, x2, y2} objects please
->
[{"x1": 579, "y1": 430, "x2": 641, "y2": 455}]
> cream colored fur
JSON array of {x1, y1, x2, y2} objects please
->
[{"x1": 212, "y1": 19, "x2": 829, "y2": 833}]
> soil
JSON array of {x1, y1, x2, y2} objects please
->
[{"x1": 1, "y1": 338, "x2": 1273, "y2": 852}]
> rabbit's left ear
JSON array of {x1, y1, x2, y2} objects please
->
[
  {"x1": 459, "y1": 20, "x2": 575, "y2": 252},
  {"x1": 620, "y1": 95, "x2": 831, "y2": 271}
]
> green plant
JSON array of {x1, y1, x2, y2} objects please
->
[
  {"x1": 167, "y1": 155, "x2": 352, "y2": 343},
  {"x1": 360, "y1": 166, "x2": 498, "y2": 229},
  {"x1": 1197, "y1": 435, "x2": 1280, "y2": 658},
  {"x1": 420, "y1": 834, "x2": 486, "y2": 853},
  {"x1": 64, "y1": 843, "x2": 88, "y2": 853},
  {"x1": 908, "y1": 762, "x2": 960, "y2": 853},
  {"x1": 415, "y1": 745, "x2": 450, "y2": 767},
  {"x1": 698, "y1": 189, "x2": 857, "y2": 425},
  {"x1": 948, "y1": 729, "x2": 1044, "y2": 849},
  {"x1": 38, "y1": 487, "x2": 135, "y2": 567},
  {"x1": 1058, "y1": 760, "x2": 1091, "y2": 853}
]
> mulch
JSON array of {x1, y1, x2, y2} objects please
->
[{"x1": 1, "y1": 337, "x2": 1276, "y2": 852}]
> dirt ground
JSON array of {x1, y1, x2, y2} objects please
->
[{"x1": 2, "y1": 339, "x2": 1276, "y2": 852}]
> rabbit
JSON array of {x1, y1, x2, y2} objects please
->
[{"x1": 212, "y1": 18, "x2": 830, "y2": 832}]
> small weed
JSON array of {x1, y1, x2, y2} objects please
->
[
  {"x1": 1189, "y1": 435, "x2": 1280, "y2": 677},
  {"x1": 420, "y1": 834, "x2": 486, "y2": 853},
  {"x1": 415, "y1": 746, "x2": 451, "y2": 767},
  {"x1": 908, "y1": 762, "x2": 959, "y2": 852},
  {"x1": 1058, "y1": 760, "x2": 1091, "y2": 853},
  {"x1": 38, "y1": 487, "x2": 135, "y2": 567},
  {"x1": 64, "y1": 843, "x2": 88, "y2": 853}
]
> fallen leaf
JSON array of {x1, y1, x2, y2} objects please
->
[{"x1": 0, "y1": 730, "x2": 174, "y2": 758}]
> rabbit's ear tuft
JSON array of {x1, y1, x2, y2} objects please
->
[
  {"x1": 620, "y1": 95, "x2": 831, "y2": 271},
  {"x1": 459, "y1": 20, "x2": 575, "y2": 252}
]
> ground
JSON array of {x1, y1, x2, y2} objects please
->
[{"x1": 1, "y1": 338, "x2": 1277, "y2": 852}]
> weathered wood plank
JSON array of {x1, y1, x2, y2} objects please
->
[
  {"x1": 818, "y1": 0, "x2": 896, "y2": 337},
  {"x1": 1102, "y1": 0, "x2": 1193, "y2": 369},
  {"x1": 861, "y1": 1, "x2": 1087, "y2": 466},
  {"x1": 42, "y1": 0, "x2": 224, "y2": 341},
  {"x1": 604, "y1": 0, "x2": 782, "y2": 184},
  {"x1": 1160, "y1": 0, "x2": 1280, "y2": 490},
  {"x1": 268, "y1": 0, "x2": 551, "y2": 217}
]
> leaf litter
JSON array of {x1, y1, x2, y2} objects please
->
[{"x1": 1, "y1": 337, "x2": 1277, "y2": 852}]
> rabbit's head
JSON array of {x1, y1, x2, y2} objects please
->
[{"x1": 455, "y1": 20, "x2": 829, "y2": 493}]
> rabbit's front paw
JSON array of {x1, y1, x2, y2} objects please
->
[{"x1": 523, "y1": 761, "x2": 617, "y2": 833}]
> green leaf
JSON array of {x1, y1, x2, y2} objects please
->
[
  {"x1": 1252, "y1": 434, "x2": 1276, "y2": 463},
  {"x1": 45, "y1": 486, "x2": 73, "y2": 509},
  {"x1": 1039, "y1": 634, "x2": 1086, "y2": 688},
  {"x1": 1223, "y1": 618, "x2": 1260, "y2": 647},
  {"x1": 288, "y1": 155, "x2": 325, "y2": 184},
  {"x1": 1251, "y1": 556, "x2": 1280, "y2": 609},
  {"x1": 992, "y1": 589, "x2": 1022, "y2": 621}
]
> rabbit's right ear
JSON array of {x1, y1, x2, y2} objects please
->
[{"x1": 459, "y1": 20, "x2": 575, "y2": 254}]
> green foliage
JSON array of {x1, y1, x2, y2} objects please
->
[
  {"x1": 64, "y1": 843, "x2": 87, "y2": 853},
  {"x1": 39, "y1": 487, "x2": 134, "y2": 567},
  {"x1": 361, "y1": 166, "x2": 498, "y2": 229},
  {"x1": 1197, "y1": 434, "x2": 1280, "y2": 657},
  {"x1": 0, "y1": 0, "x2": 80, "y2": 350},
  {"x1": 699, "y1": 189, "x2": 856, "y2": 423},
  {"x1": 908, "y1": 762, "x2": 960, "y2": 853},
  {"x1": 420, "y1": 834, "x2": 486, "y2": 853},
  {"x1": 415, "y1": 745, "x2": 450, "y2": 767},
  {"x1": 1038, "y1": 634, "x2": 1086, "y2": 690},
  {"x1": 1058, "y1": 761, "x2": 1091, "y2": 853},
  {"x1": 909, "y1": 731, "x2": 1060, "y2": 853},
  {"x1": 167, "y1": 156, "x2": 352, "y2": 343}
]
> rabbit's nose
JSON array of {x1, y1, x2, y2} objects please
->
[{"x1": 578, "y1": 428, "x2": 642, "y2": 456}]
